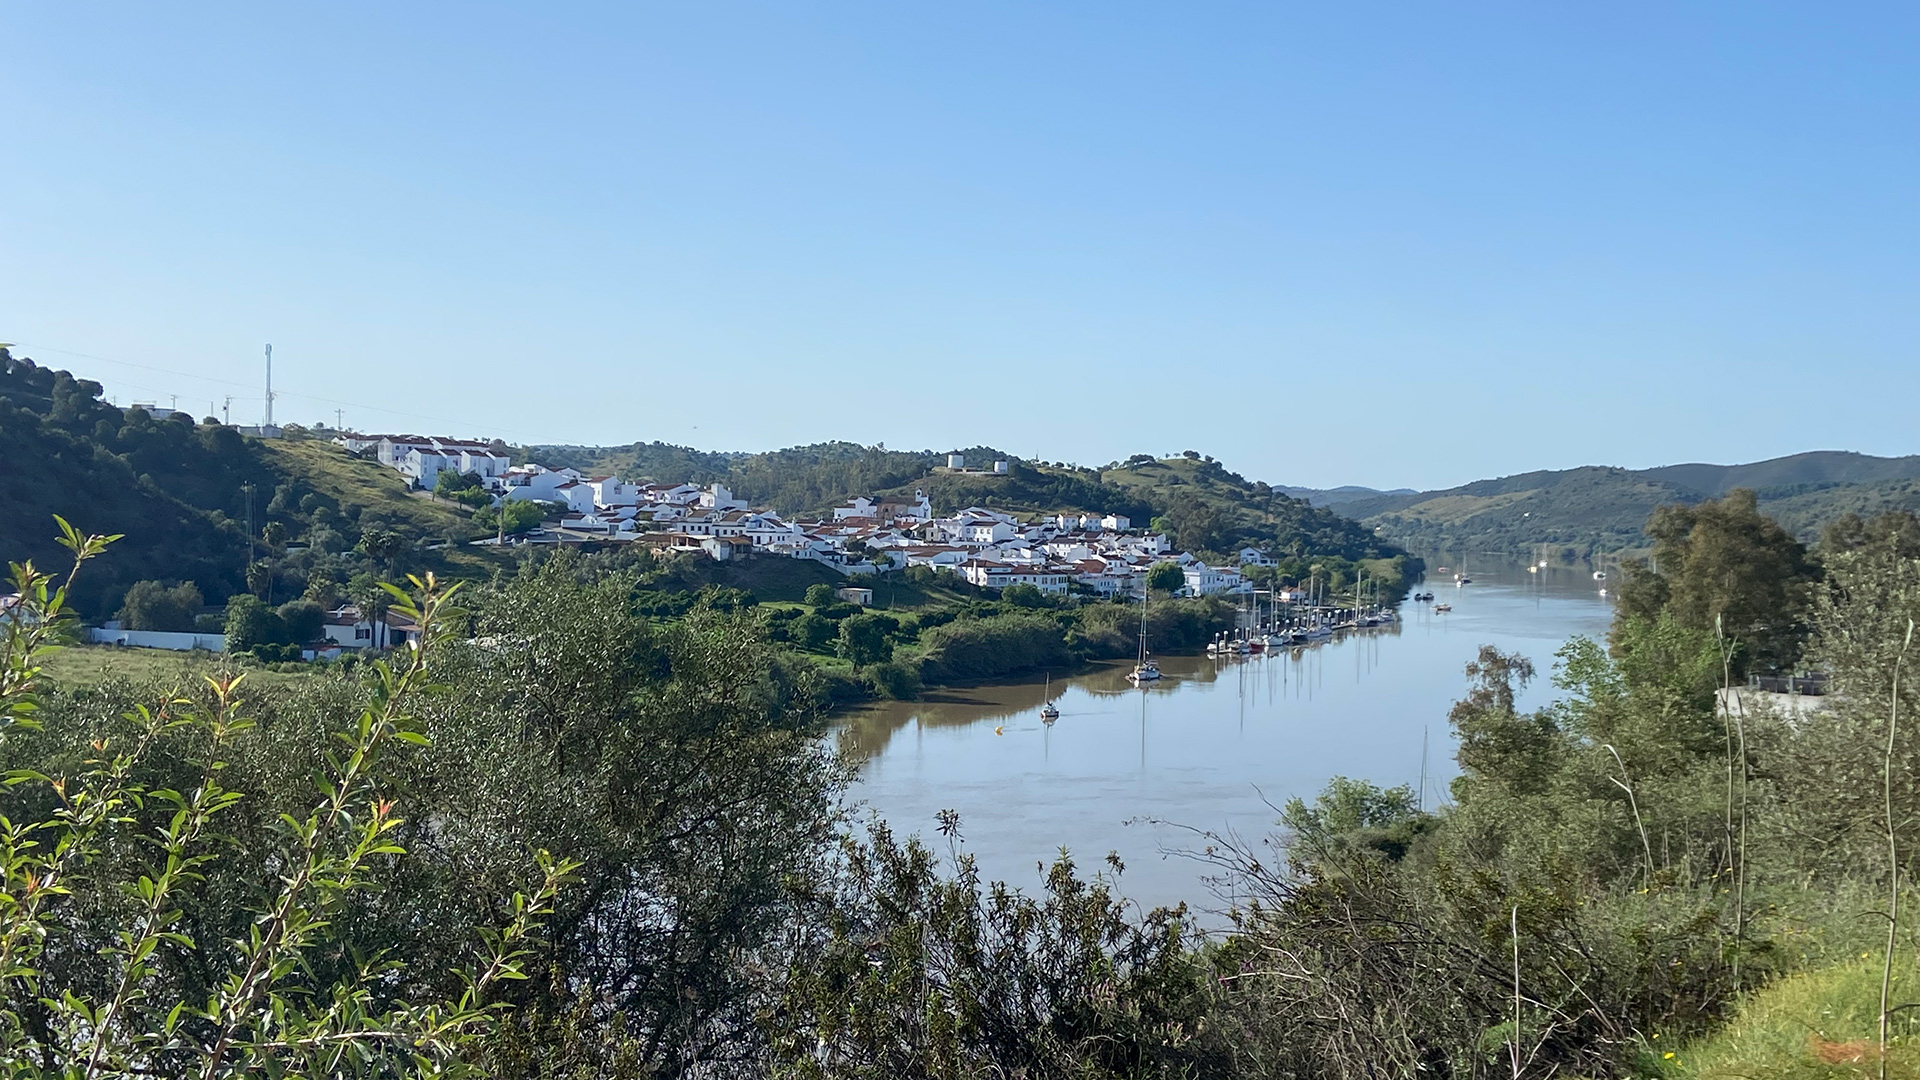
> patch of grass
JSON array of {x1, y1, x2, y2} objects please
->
[
  {"x1": 263, "y1": 440, "x2": 474, "y2": 537},
  {"x1": 646, "y1": 554, "x2": 844, "y2": 603},
  {"x1": 38, "y1": 644, "x2": 318, "y2": 692},
  {"x1": 1389, "y1": 491, "x2": 1533, "y2": 524},
  {"x1": 1673, "y1": 956, "x2": 1920, "y2": 1078},
  {"x1": 862, "y1": 574, "x2": 975, "y2": 610}
]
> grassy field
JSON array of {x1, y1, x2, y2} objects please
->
[
  {"x1": 263, "y1": 439, "x2": 476, "y2": 537},
  {"x1": 1672, "y1": 955, "x2": 1920, "y2": 1077},
  {"x1": 38, "y1": 645, "x2": 319, "y2": 692}
]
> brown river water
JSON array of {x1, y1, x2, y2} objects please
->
[{"x1": 834, "y1": 555, "x2": 1617, "y2": 919}]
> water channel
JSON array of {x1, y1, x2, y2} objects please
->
[{"x1": 835, "y1": 555, "x2": 1618, "y2": 916}]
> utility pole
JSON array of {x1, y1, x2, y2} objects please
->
[
  {"x1": 242, "y1": 481, "x2": 256, "y2": 577},
  {"x1": 335, "y1": 408, "x2": 344, "y2": 431},
  {"x1": 222, "y1": 396, "x2": 232, "y2": 425},
  {"x1": 263, "y1": 344, "x2": 274, "y2": 428},
  {"x1": 169, "y1": 394, "x2": 178, "y2": 413}
]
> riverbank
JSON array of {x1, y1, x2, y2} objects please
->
[{"x1": 774, "y1": 592, "x2": 1242, "y2": 709}]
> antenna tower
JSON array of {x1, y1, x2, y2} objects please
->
[{"x1": 263, "y1": 344, "x2": 275, "y2": 427}]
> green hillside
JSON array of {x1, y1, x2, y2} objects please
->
[
  {"x1": 531, "y1": 441, "x2": 1408, "y2": 566},
  {"x1": 534, "y1": 440, "x2": 1056, "y2": 518},
  {"x1": 0, "y1": 349, "x2": 501, "y2": 616},
  {"x1": 1346, "y1": 451, "x2": 1920, "y2": 556}
]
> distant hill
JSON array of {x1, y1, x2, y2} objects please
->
[
  {"x1": 1638, "y1": 451, "x2": 1920, "y2": 497},
  {"x1": 1, "y1": 349, "x2": 491, "y2": 616},
  {"x1": 1276, "y1": 485, "x2": 1417, "y2": 511},
  {"x1": 1346, "y1": 451, "x2": 1920, "y2": 556}
]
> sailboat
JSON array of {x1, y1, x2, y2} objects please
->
[
  {"x1": 1040, "y1": 675, "x2": 1059, "y2": 722},
  {"x1": 1128, "y1": 583, "x2": 1161, "y2": 683}
]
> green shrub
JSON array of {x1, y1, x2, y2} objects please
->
[
  {"x1": 868, "y1": 659, "x2": 922, "y2": 700},
  {"x1": 792, "y1": 612, "x2": 835, "y2": 651},
  {"x1": 2, "y1": 531, "x2": 573, "y2": 1075},
  {"x1": 115, "y1": 578, "x2": 204, "y2": 631},
  {"x1": 916, "y1": 613, "x2": 1071, "y2": 683}
]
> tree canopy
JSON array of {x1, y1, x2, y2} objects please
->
[{"x1": 1615, "y1": 488, "x2": 1816, "y2": 671}]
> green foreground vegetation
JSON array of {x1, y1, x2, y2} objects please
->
[{"x1": 5, "y1": 490, "x2": 1920, "y2": 1076}]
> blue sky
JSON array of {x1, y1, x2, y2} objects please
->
[{"x1": 3, "y1": 3, "x2": 1914, "y2": 490}]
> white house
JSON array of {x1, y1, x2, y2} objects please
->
[
  {"x1": 958, "y1": 560, "x2": 1070, "y2": 594},
  {"x1": 1182, "y1": 563, "x2": 1250, "y2": 596},
  {"x1": 547, "y1": 481, "x2": 598, "y2": 516},
  {"x1": 698, "y1": 484, "x2": 749, "y2": 512},
  {"x1": 498, "y1": 464, "x2": 585, "y2": 504},
  {"x1": 743, "y1": 514, "x2": 806, "y2": 548},
  {"x1": 643, "y1": 483, "x2": 706, "y2": 507},
  {"x1": 376, "y1": 436, "x2": 509, "y2": 487},
  {"x1": 1068, "y1": 558, "x2": 1140, "y2": 596},
  {"x1": 585, "y1": 475, "x2": 643, "y2": 507},
  {"x1": 320, "y1": 605, "x2": 421, "y2": 650},
  {"x1": 700, "y1": 536, "x2": 752, "y2": 561},
  {"x1": 961, "y1": 520, "x2": 1016, "y2": 545},
  {"x1": 332, "y1": 432, "x2": 385, "y2": 454},
  {"x1": 897, "y1": 545, "x2": 972, "y2": 569}
]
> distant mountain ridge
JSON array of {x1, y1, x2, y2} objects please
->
[
  {"x1": 1275, "y1": 484, "x2": 1416, "y2": 510},
  {"x1": 1335, "y1": 450, "x2": 1920, "y2": 555},
  {"x1": 1638, "y1": 451, "x2": 1920, "y2": 497}
]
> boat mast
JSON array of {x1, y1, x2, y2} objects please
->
[{"x1": 1138, "y1": 579, "x2": 1150, "y2": 666}]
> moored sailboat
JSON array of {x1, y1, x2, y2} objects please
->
[{"x1": 1128, "y1": 583, "x2": 1160, "y2": 683}]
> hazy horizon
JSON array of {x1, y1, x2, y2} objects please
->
[{"x1": 4, "y1": 3, "x2": 1915, "y2": 489}]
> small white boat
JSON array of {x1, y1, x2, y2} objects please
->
[
  {"x1": 1128, "y1": 660, "x2": 1161, "y2": 683},
  {"x1": 1592, "y1": 570, "x2": 1607, "y2": 581},
  {"x1": 1040, "y1": 675, "x2": 1059, "y2": 722},
  {"x1": 1434, "y1": 603, "x2": 1452, "y2": 613}
]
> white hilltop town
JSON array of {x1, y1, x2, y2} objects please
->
[{"x1": 336, "y1": 435, "x2": 1263, "y2": 600}]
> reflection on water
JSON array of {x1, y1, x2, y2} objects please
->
[{"x1": 834, "y1": 555, "x2": 1617, "y2": 916}]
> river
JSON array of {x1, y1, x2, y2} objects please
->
[{"x1": 834, "y1": 556, "x2": 1619, "y2": 916}]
